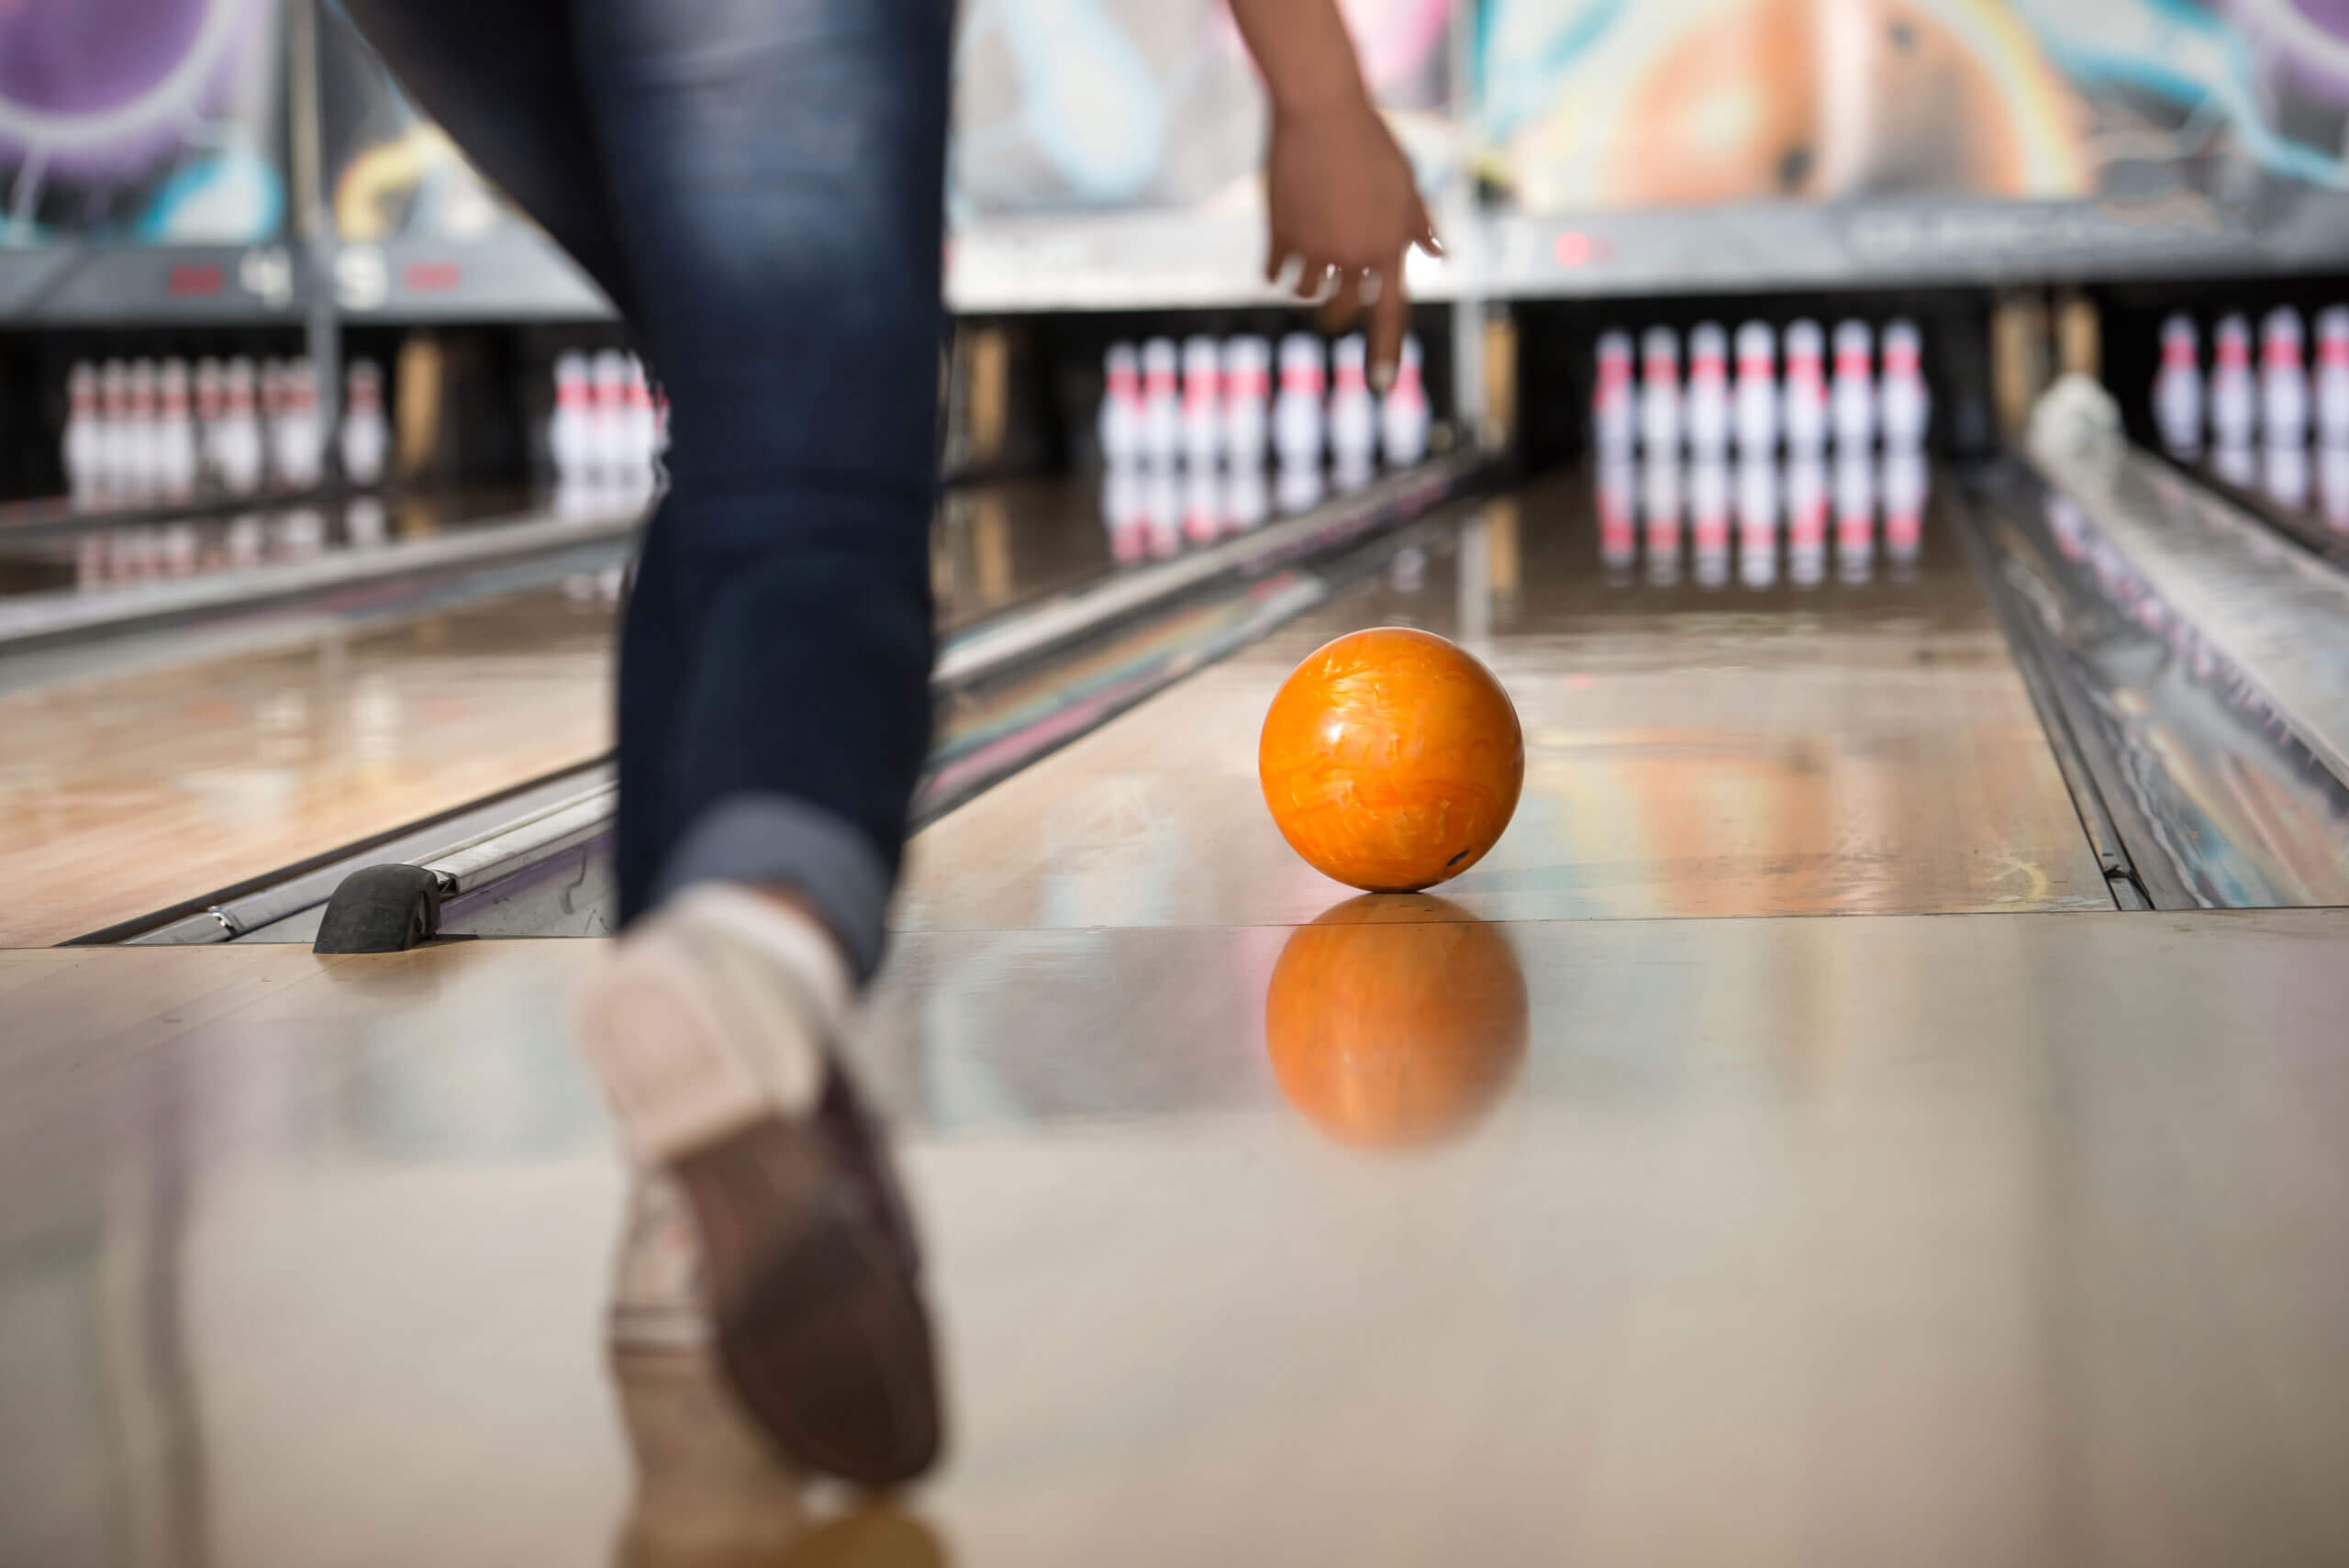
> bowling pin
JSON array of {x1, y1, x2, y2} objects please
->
[
  {"x1": 1639, "y1": 326, "x2": 1680, "y2": 454},
  {"x1": 2261, "y1": 306, "x2": 2308, "y2": 450},
  {"x1": 1831, "y1": 319, "x2": 1875, "y2": 450},
  {"x1": 1274, "y1": 334, "x2": 1325, "y2": 469},
  {"x1": 217, "y1": 359, "x2": 265, "y2": 497},
  {"x1": 1877, "y1": 318, "x2": 1930, "y2": 447},
  {"x1": 340, "y1": 361, "x2": 391, "y2": 487},
  {"x1": 1221, "y1": 336, "x2": 1270, "y2": 470},
  {"x1": 1379, "y1": 334, "x2": 1431, "y2": 467},
  {"x1": 1329, "y1": 335, "x2": 1376, "y2": 469},
  {"x1": 2153, "y1": 314, "x2": 2203, "y2": 457},
  {"x1": 1782, "y1": 320, "x2": 1828, "y2": 455},
  {"x1": 2213, "y1": 439, "x2": 2255, "y2": 488},
  {"x1": 127, "y1": 359, "x2": 161, "y2": 499},
  {"x1": 154, "y1": 360, "x2": 198, "y2": 501},
  {"x1": 1732, "y1": 321, "x2": 1776, "y2": 460},
  {"x1": 2210, "y1": 314, "x2": 2255, "y2": 448},
  {"x1": 194, "y1": 359, "x2": 225, "y2": 489},
  {"x1": 276, "y1": 359, "x2": 325, "y2": 489},
  {"x1": 1592, "y1": 328, "x2": 1636, "y2": 455},
  {"x1": 2318, "y1": 307, "x2": 2349, "y2": 448},
  {"x1": 62, "y1": 362, "x2": 102, "y2": 501},
  {"x1": 1181, "y1": 336, "x2": 1222, "y2": 470},
  {"x1": 98, "y1": 360, "x2": 134, "y2": 499},
  {"x1": 1097, "y1": 342, "x2": 1141, "y2": 467},
  {"x1": 1686, "y1": 322, "x2": 1731, "y2": 458},
  {"x1": 550, "y1": 352, "x2": 595, "y2": 488},
  {"x1": 623, "y1": 356, "x2": 659, "y2": 488},
  {"x1": 1140, "y1": 338, "x2": 1181, "y2": 467},
  {"x1": 590, "y1": 349, "x2": 631, "y2": 482}
]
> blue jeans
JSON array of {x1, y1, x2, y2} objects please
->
[{"x1": 345, "y1": 0, "x2": 952, "y2": 979}]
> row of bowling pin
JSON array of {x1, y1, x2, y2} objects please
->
[
  {"x1": 2151, "y1": 306, "x2": 2349, "y2": 456},
  {"x1": 1099, "y1": 332, "x2": 1431, "y2": 473},
  {"x1": 549, "y1": 350, "x2": 668, "y2": 493},
  {"x1": 1596, "y1": 318, "x2": 1930, "y2": 458},
  {"x1": 1597, "y1": 449, "x2": 1929, "y2": 587},
  {"x1": 62, "y1": 356, "x2": 391, "y2": 506}
]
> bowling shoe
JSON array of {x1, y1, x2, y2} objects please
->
[{"x1": 579, "y1": 884, "x2": 941, "y2": 1485}]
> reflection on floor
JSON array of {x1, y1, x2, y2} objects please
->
[
  {"x1": 1597, "y1": 447, "x2": 1931, "y2": 590},
  {"x1": 0, "y1": 490, "x2": 601, "y2": 601},
  {"x1": 7, "y1": 904, "x2": 2349, "y2": 1564}
]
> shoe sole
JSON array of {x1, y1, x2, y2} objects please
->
[{"x1": 580, "y1": 929, "x2": 941, "y2": 1485}]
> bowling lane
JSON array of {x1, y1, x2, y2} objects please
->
[
  {"x1": 899, "y1": 462, "x2": 2113, "y2": 931},
  {"x1": 0, "y1": 472, "x2": 1250, "y2": 946}
]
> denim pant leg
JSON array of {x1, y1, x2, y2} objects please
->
[{"x1": 573, "y1": 0, "x2": 952, "y2": 979}]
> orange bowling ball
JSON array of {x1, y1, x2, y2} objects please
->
[
  {"x1": 1264, "y1": 895, "x2": 1530, "y2": 1147},
  {"x1": 1258, "y1": 627, "x2": 1524, "y2": 892}
]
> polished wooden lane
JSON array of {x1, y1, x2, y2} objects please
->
[
  {"x1": 0, "y1": 475, "x2": 1130, "y2": 947},
  {"x1": 899, "y1": 470, "x2": 2114, "y2": 931},
  {"x1": 0, "y1": 585, "x2": 619, "y2": 946},
  {"x1": 6, "y1": 908, "x2": 2348, "y2": 1564}
]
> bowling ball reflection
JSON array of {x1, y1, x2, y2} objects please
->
[{"x1": 1264, "y1": 895, "x2": 1529, "y2": 1148}]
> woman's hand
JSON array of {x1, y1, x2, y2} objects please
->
[{"x1": 1262, "y1": 99, "x2": 1441, "y2": 388}]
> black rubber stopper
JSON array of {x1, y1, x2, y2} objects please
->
[{"x1": 313, "y1": 863, "x2": 443, "y2": 953}]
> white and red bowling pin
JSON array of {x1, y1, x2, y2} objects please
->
[
  {"x1": 550, "y1": 352, "x2": 596, "y2": 487},
  {"x1": 62, "y1": 362, "x2": 102, "y2": 501},
  {"x1": 340, "y1": 360, "x2": 390, "y2": 487},
  {"x1": 1329, "y1": 334, "x2": 1376, "y2": 470},
  {"x1": 154, "y1": 360, "x2": 198, "y2": 501},
  {"x1": 1221, "y1": 337, "x2": 1270, "y2": 469},
  {"x1": 1686, "y1": 322, "x2": 1731, "y2": 458},
  {"x1": 217, "y1": 359, "x2": 265, "y2": 496},
  {"x1": 1639, "y1": 326, "x2": 1680, "y2": 454},
  {"x1": 1380, "y1": 334, "x2": 1431, "y2": 467},
  {"x1": 1140, "y1": 338, "x2": 1181, "y2": 467},
  {"x1": 2260, "y1": 306, "x2": 2308, "y2": 450},
  {"x1": 1787, "y1": 450, "x2": 1827, "y2": 586},
  {"x1": 1737, "y1": 456, "x2": 1777, "y2": 588},
  {"x1": 1181, "y1": 335, "x2": 1221, "y2": 469},
  {"x1": 2153, "y1": 314, "x2": 2203, "y2": 457},
  {"x1": 1592, "y1": 329, "x2": 1635, "y2": 455},
  {"x1": 2317, "y1": 306, "x2": 2349, "y2": 448},
  {"x1": 1733, "y1": 321, "x2": 1776, "y2": 461},
  {"x1": 1877, "y1": 318, "x2": 1929, "y2": 448},
  {"x1": 2210, "y1": 314, "x2": 2255, "y2": 449},
  {"x1": 1831, "y1": 319, "x2": 1875, "y2": 451},
  {"x1": 1690, "y1": 452, "x2": 1731, "y2": 587},
  {"x1": 1274, "y1": 333, "x2": 1325, "y2": 469},
  {"x1": 1098, "y1": 343, "x2": 1141, "y2": 467},
  {"x1": 1782, "y1": 320, "x2": 1828, "y2": 456}
]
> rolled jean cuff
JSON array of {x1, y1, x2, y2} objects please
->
[{"x1": 651, "y1": 793, "x2": 892, "y2": 981}]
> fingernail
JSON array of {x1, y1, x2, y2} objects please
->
[{"x1": 1371, "y1": 362, "x2": 1396, "y2": 392}]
